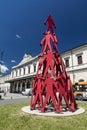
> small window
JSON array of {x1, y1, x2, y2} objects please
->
[
  {"x1": 65, "y1": 59, "x2": 69, "y2": 67},
  {"x1": 12, "y1": 71, "x2": 14, "y2": 77},
  {"x1": 34, "y1": 64, "x2": 36, "y2": 72},
  {"x1": 23, "y1": 68, "x2": 26, "y2": 75},
  {"x1": 77, "y1": 55, "x2": 83, "y2": 64},
  {"x1": 76, "y1": 53, "x2": 83, "y2": 65},
  {"x1": 19, "y1": 69, "x2": 21, "y2": 76},
  {"x1": 16, "y1": 70, "x2": 17, "y2": 77},
  {"x1": 28, "y1": 66, "x2": 30, "y2": 74},
  {"x1": 17, "y1": 70, "x2": 18, "y2": 76}
]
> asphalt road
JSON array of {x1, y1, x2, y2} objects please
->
[
  {"x1": 0, "y1": 93, "x2": 30, "y2": 106},
  {"x1": 0, "y1": 93, "x2": 87, "y2": 106},
  {"x1": 0, "y1": 98, "x2": 30, "y2": 106}
]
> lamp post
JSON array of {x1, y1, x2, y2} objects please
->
[
  {"x1": 0, "y1": 51, "x2": 4, "y2": 76},
  {"x1": 71, "y1": 50, "x2": 75, "y2": 82}
]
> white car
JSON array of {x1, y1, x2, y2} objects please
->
[{"x1": 22, "y1": 88, "x2": 32, "y2": 96}]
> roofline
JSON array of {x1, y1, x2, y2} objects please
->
[
  {"x1": 12, "y1": 55, "x2": 38, "y2": 69},
  {"x1": 10, "y1": 42, "x2": 87, "y2": 69},
  {"x1": 60, "y1": 43, "x2": 87, "y2": 54}
]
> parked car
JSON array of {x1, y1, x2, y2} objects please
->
[{"x1": 21, "y1": 88, "x2": 32, "y2": 96}]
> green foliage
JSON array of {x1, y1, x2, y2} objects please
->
[{"x1": 0, "y1": 102, "x2": 87, "y2": 130}]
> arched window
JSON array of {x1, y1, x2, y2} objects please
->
[
  {"x1": 79, "y1": 79, "x2": 84, "y2": 82},
  {"x1": 14, "y1": 83, "x2": 17, "y2": 92},
  {"x1": 22, "y1": 82, "x2": 25, "y2": 91},
  {"x1": 18, "y1": 83, "x2": 21, "y2": 92},
  {"x1": 27, "y1": 81, "x2": 30, "y2": 88}
]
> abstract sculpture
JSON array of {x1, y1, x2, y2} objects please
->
[
  {"x1": 44, "y1": 14, "x2": 56, "y2": 34},
  {"x1": 30, "y1": 15, "x2": 77, "y2": 113}
]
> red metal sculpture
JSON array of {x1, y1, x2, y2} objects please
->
[
  {"x1": 53, "y1": 33, "x2": 58, "y2": 52},
  {"x1": 39, "y1": 73, "x2": 59, "y2": 112},
  {"x1": 30, "y1": 74, "x2": 44, "y2": 110},
  {"x1": 44, "y1": 14, "x2": 56, "y2": 34},
  {"x1": 30, "y1": 15, "x2": 77, "y2": 113},
  {"x1": 40, "y1": 31, "x2": 54, "y2": 56},
  {"x1": 42, "y1": 50, "x2": 57, "y2": 77}
]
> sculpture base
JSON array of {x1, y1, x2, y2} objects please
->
[{"x1": 21, "y1": 106, "x2": 85, "y2": 117}]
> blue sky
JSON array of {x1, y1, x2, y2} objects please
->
[{"x1": 0, "y1": 0, "x2": 87, "y2": 73}]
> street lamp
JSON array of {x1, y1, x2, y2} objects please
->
[{"x1": 0, "y1": 51, "x2": 4, "y2": 75}]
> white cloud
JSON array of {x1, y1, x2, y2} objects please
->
[
  {"x1": 11, "y1": 60, "x2": 16, "y2": 63},
  {"x1": 0, "y1": 65, "x2": 9, "y2": 73},
  {"x1": 16, "y1": 34, "x2": 21, "y2": 39},
  {"x1": 0, "y1": 60, "x2": 4, "y2": 64}
]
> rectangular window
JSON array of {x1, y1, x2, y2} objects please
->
[
  {"x1": 34, "y1": 64, "x2": 36, "y2": 72},
  {"x1": 19, "y1": 69, "x2": 21, "y2": 76},
  {"x1": 16, "y1": 70, "x2": 17, "y2": 77},
  {"x1": 28, "y1": 66, "x2": 30, "y2": 74},
  {"x1": 77, "y1": 55, "x2": 83, "y2": 64},
  {"x1": 65, "y1": 59, "x2": 69, "y2": 67},
  {"x1": 12, "y1": 71, "x2": 14, "y2": 78},
  {"x1": 76, "y1": 52, "x2": 83, "y2": 65},
  {"x1": 23, "y1": 68, "x2": 25, "y2": 75}
]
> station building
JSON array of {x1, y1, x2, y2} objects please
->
[{"x1": 0, "y1": 43, "x2": 87, "y2": 93}]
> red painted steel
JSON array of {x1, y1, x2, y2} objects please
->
[{"x1": 30, "y1": 15, "x2": 77, "y2": 113}]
